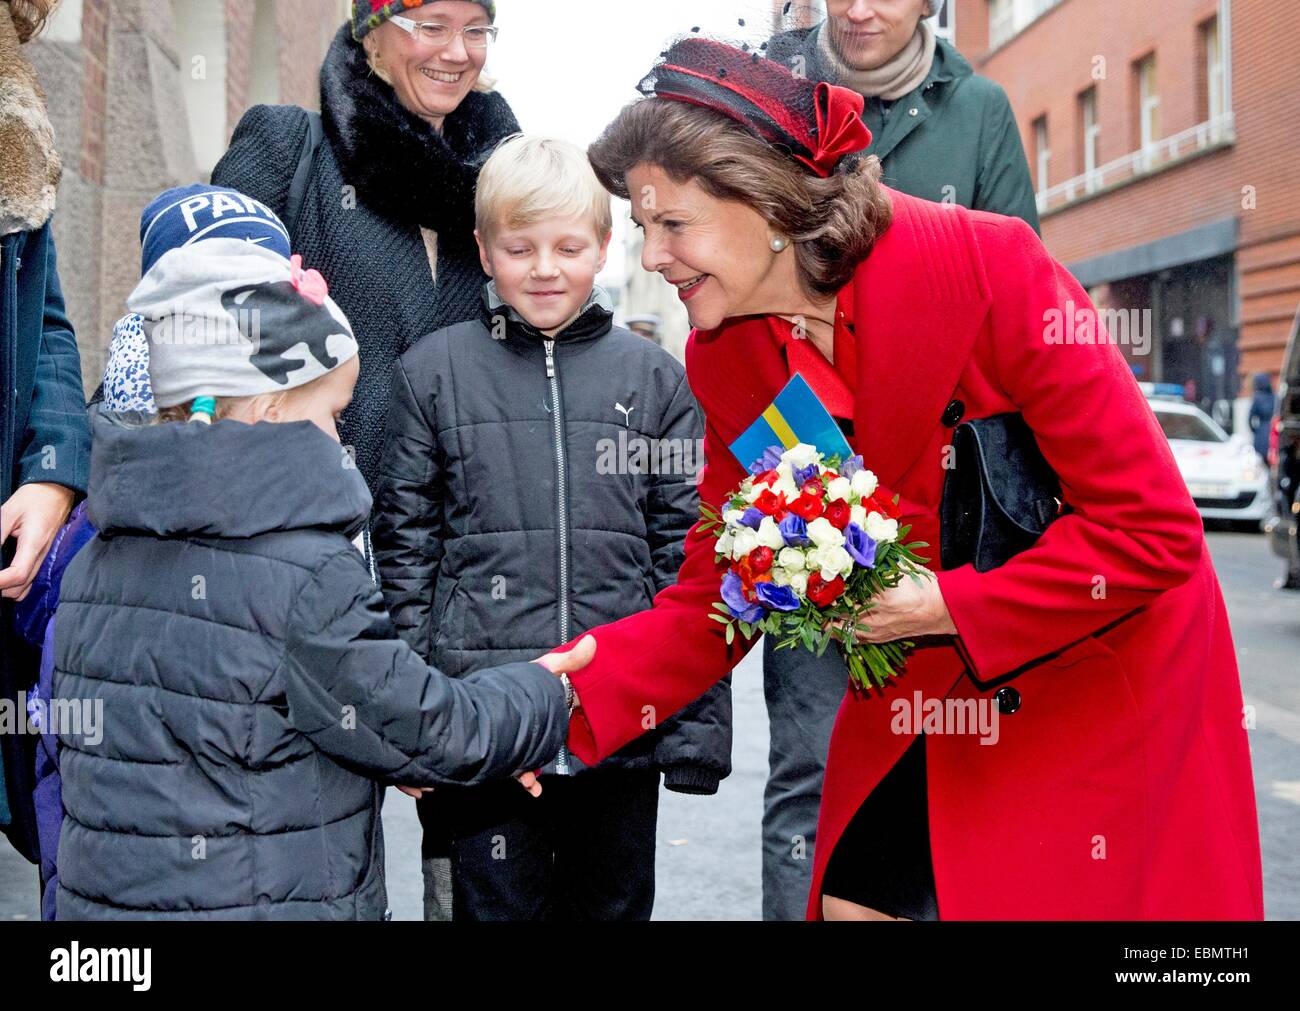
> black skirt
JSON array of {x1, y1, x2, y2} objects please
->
[{"x1": 820, "y1": 732, "x2": 940, "y2": 920}]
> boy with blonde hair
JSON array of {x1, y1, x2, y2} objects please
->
[{"x1": 374, "y1": 136, "x2": 733, "y2": 921}]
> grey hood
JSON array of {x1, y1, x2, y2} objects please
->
[{"x1": 86, "y1": 409, "x2": 371, "y2": 540}]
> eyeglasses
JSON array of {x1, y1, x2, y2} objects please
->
[{"x1": 388, "y1": 15, "x2": 499, "y2": 49}]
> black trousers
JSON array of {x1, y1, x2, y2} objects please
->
[
  {"x1": 442, "y1": 766, "x2": 661, "y2": 921},
  {"x1": 820, "y1": 733, "x2": 940, "y2": 920}
]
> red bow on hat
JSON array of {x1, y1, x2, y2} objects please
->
[
  {"x1": 646, "y1": 38, "x2": 874, "y2": 179},
  {"x1": 807, "y1": 82, "x2": 873, "y2": 178}
]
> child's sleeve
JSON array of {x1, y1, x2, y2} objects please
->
[
  {"x1": 280, "y1": 548, "x2": 568, "y2": 786},
  {"x1": 644, "y1": 368, "x2": 734, "y2": 795},
  {"x1": 372, "y1": 354, "x2": 444, "y2": 657}
]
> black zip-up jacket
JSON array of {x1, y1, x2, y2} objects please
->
[
  {"x1": 373, "y1": 284, "x2": 733, "y2": 791},
  {"x1": 53, "y1": 413, "x2": 568, "y2": 919}
]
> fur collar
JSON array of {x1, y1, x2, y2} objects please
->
[
  {"x1": 319, "y1": 23, "x2": 519, "y2": 237},
  {"x1": 0, "y1": 5, "x2": 60, "y2": 236}
]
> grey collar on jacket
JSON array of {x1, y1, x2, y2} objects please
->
[{"x1": 0, "y1": 6, "x2": 60, "y2": 236}]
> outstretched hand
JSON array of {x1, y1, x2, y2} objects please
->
[
  {"x1": 533, "y1": 634, "x2": 597, "y2": 676},
  {"x1": 510, "y1": 636, "x2": 599, "y2": 797}
]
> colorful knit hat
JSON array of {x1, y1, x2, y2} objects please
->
[{"x1": 352, "y1": 1, "x2": 496, "y2": 41}]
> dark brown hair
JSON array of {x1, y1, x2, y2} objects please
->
[
  {"x1": 588, "y1": 97, "x2": 892, "y2": 299},
  {"x1": 8, "y1": 0, "x2": 59, "y2": 43}
]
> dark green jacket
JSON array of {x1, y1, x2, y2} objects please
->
[{"x1": 767, "y1": 28, "x2": 1040, "y2": 233}]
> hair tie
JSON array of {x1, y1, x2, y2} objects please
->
[{"x1": 189, "y1": 397, "x2": 217, "y2": 424}]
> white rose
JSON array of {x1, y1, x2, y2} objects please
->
[
  {"x1": 756, "y1": 516, "x2": 786, "y2": 551},
  {"x1": 850, "y1": 469, "x2": 878, "y2": 499},
  {"x1": 772, "y1": 472, "x2": 800, "y2": 500},
  {"x1": 779, "y1": 443, "x2": 819, "y2": 471},
  {"x1": 787, "y1": 571, "x2": 810, "y2": 597},
  {"x1": 732, "y1": 527, "x2": 760, "y2": 559},
  {"x1": 716, "y1": 529, "x2": 734, "y2": 557},
  {"x1": 819, "y1": 545, "x2": 854, "y2": 580},
  {"x1": 806, "y1": 516, "x2": 845, "y2": 549},
  {"x1": 864, "y1": 511, "x2": 899, "y2": 544},
  {"x1": 742, "y1": 482, "x2": 764, "y2": 504},
  {"x1": 778, "y1": 547, "x2": 807, "y2": 571},
  {"x1": 826, "y1": 476, "x2": 851, "y2": 503},
  {"x1": 850, "y1": 503, "x2": 868, "y2": 529},
  {"x1": 722, "y1": 508, "x2": 744, "y2": 527},
  {"x1": 770, "y1": 566, "x2": 793, "y2": 587}
]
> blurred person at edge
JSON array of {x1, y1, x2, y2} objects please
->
[
  {"x1": 0, "y1": 0, "x2": 92, "y2": 867},
  {"x1": 212, "y1": 0, "x2": 514, "y2": 920},
  {"x1": 762, "y1": 0, "x2": 1039, "y2": 919}
]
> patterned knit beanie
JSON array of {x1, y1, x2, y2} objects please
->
[{"x1": 352, "y1": 1, "x2": 496, "y2": 41}]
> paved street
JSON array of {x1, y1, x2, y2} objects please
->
[{"x1": 3, "y1": 531, "x2": 1297, "y2": 920}]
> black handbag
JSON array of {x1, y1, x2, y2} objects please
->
[{"x1": 939, "y1": 412, "x2": 1064, "y2": 573}]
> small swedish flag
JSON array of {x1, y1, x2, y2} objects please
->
[{"x1": 729, "y1": 373, "x2": 853, "y2": 472}]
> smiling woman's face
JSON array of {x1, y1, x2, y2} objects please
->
[
  {"x1": 363, "y1": 1, "x2": 490, "y2": 129},
  {"x1": 825, "y1": 0, "x2": 930, "y2": 71},
  {"x1": 626, "y1": 164, "x2": 796, "y2": 332}
]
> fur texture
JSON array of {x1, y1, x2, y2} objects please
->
[{"x1": 0, "y1": 4, "x2": 60, "y2": 236}]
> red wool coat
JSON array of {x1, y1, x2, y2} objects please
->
[{"x1": 562, "y1": 189, "x2": 1264, "y2": 920}]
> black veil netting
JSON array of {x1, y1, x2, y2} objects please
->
[{"x1": 633, "y1": 4, "x2": 872, "y2": 178}]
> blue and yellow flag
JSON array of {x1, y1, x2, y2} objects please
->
[{"x1": 729, "y1": 373, "x2": 853, "y2": 472}]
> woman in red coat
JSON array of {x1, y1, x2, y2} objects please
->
[{"x1": 561, "y1": 38, "x2": 1263, "y2": 920}]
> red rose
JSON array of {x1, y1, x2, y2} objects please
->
[
  {"x1": 824, "y1": 500, "x2": 851, "y2": 530},
  {"x1": 754, "y1": 469, "x2": 781, "y2": 488},
  {"x1": 800, "y1": 478, "x2": 824, "y2": 497},
  {"x1": 807, "y1": 572, "x2": 846, "y2": 608},
  {"x1": 788, "y1": 492, "x2": 824, "y2": 521},
  {"x1": 748, "y1": 546, "x2": 775, "y2": 574},
  {"x1": 754, "y1": 489, "x2": 787, "y2": 516},
  {"x1": 867, "y1": 493, "x2": 901, "y2": 520}
]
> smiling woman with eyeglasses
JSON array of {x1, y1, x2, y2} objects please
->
[
  {"x1": 212, "y1": 0, "x2": 515, "y2": 496},
  {"x1": 210, "y1": 2, "x2": 522, "y2": 923}
]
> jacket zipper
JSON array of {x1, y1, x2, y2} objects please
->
[{"x1": 545, "y1": 339, "x2": 572, "y2": 775}]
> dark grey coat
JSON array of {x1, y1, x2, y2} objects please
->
[
  {"x1": 373, "y1": 286, "x2": 732, "y2": 793},
  {"x1": 52, "y1": 413, "x2": 568, "y2": 919}
]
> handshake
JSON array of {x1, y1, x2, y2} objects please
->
[{"x1": 396, "y1": 635, "x2": 598, "y2": 801}]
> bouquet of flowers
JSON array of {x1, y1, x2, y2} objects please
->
[{"x1": 700, "y1": 443, "x2": 929, "y2": 690}]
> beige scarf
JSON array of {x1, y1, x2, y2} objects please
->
[
  {"x1": 0, "y1": 2, "x2": 61, "y2": 236},
  {"x1": 817, "y1": 17, "x2": 937, "y2": 102}
]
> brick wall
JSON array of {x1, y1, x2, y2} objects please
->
[{"x1": 955, "y1": 0, "x2": 1300, "y2": 383}]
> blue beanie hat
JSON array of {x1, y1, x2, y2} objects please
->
[{"x1": 139, "y1": 184, "x2": 292, "y2": 276}]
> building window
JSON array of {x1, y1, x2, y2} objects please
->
[
  {"x1": 1078, "y1": 86, "x2": 1100, "y2": 190},
  {"x1": 1033, "y1": 115, "x2": 1050, "y2": 194},
  {"x1": 930, "y1": 0, "x2": 955, "y2": 44},
  {"x1": 1135, "y1": 54, "x2": 1160, "y2": 168},
  {"x1": 1201, "y1": 16, "x2": 1228, "y2": 138},
  {"x1": 988, "y1": 0, "x2": 1014, "y2": 49}
]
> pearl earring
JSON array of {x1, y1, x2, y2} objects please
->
[{"x1": 770, "y1": 235, "x2": 789, "y2": 252}]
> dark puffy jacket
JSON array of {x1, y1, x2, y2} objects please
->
[
  {"x1": 373, "y1": 285, "x2": 732, "y2": 793},
  {"x1": 53, "y1": 413, "x2": 568, "y2": 919}
]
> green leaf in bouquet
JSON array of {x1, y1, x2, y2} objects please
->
[
  {"x1": 708, "y1": 613, "x2": 731, "y2": 626},
  {"x1": 725, "y1": 623, "x2": 736, "y2": 645}
]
